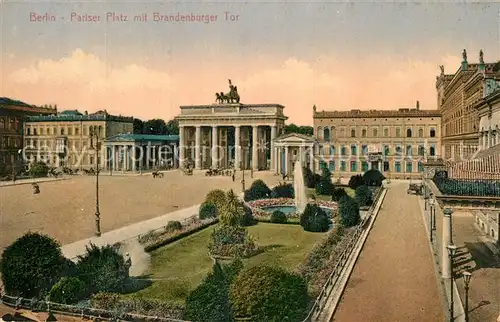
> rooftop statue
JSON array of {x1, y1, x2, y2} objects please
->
[
  {"x1": 462, "y1": 49, "x2": 467, "y2": 62},
  {"x1": 479, "y1": 49, "x2": 484, "y2": 64},
  {"x1": 439, "y1": 65, "x2": 444, "y2": 74},
  {"x1": 215, "y1": 79, "x2": 240, "y2": 104}
]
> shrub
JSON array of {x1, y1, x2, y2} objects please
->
[
  {"x1": 205, "y1": 189, "x2": 227, "y2": 213},
  {"x1": 184, "y1": 260, "x2": 242, "y2": 322},
  {"x1": 300, "y1": 204, "x2": 330, "y2": 232},
  {"x1": 0, "y1": 232, "x2": 66, "y2": 297},
  {"x1": 331, "y1": 187, "x2": 347, "y2": 202},
  {"x1": 348, "y1": 174, "x2": 364, "y2": 190},
  {"x1": 355, "y1": 185, "x2": 373, "y2": 207},
  {"x1": 208, "y1": 225, "x2": 256, "y2": 258},
  {"x1": 244, "y1": 180, "x2": 271, "y2": 201},
  {"x1": 220, "y1": 190, "x2": 245, "y2": 226},
  {"x1": 303, "y1": 167, "x2": 319, "y2": 188},
  {"x1": 199, "y1": 202, "x2": 218, "y2": 220},
  {"x1": 362, "y1": 169, "x2": 386, "y2": 187},
  {"x1": 270, "y1": 210, "x2": 287, "y2": 223},
  {"x1": 48, "y1": 277, "x2": 86, "y2": 304},
  {"x1": 270, "y1": 182, "x2": 294, "y2": 198},
  {"x1": 29, "y1": 161, "x2": 49, "y2": 178},
  {"x1": 315, "y1": 168, "x2": 334, "y2": 196},
  {"x1": 165, "y1": 221, "x2": 183, "y2": 232},
  {"x1": 338, "y1": 196, "x2": 361, "y2": 228},
  {"x1": 76, "y1": 244, "x2": 129, "y2": 294},
  {"x1": 240, "y1": 204, "x2": 256, "y2": 227},
  {"x1": 229, "y1": 265, "x2": 309, "y2": 321}
]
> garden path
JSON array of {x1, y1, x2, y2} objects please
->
[{"x1": 332, "y1": 181, "x2": 444, "y2": 322}]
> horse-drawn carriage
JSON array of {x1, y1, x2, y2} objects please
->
[
  {"x1": 407, "y1": 183, "x2": 423, "y2": 195},
  {"x1": 205, "y1": 167, "x2": 234, "y2": 176},
  {"x1": 152, "y1": 170, "x2": 164, "y2": 178}
]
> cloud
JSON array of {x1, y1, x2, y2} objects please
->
[{"x1": 5, "y1": 49, "x2": 461, "y2": 124}]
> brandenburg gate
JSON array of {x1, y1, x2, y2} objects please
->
[{"x1": 175, "y1": 80, "x2": 287, "y2": 171}]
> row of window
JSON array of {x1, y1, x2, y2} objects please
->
[
  {"x1": 26, "y1": 139, "x2": 89, "y2": 149},
  {"x1": 0, "y1": 137, "x2": 22, "y2": 149},
  {"x1": 319, "y1": 160, "x2": 424, "y2": 173},
  {"x1": 0, "y1": 118, "x2": 21, "y2": 131},
  {"x1": 319, "y1": 127, "x2": 436, "y2": 141},
  {"x1": 319, "y1": 144, "x2": 436, "y2": 156},
  {"x1": 26, "y1": 125, "x2": 104, "y2": 137}
]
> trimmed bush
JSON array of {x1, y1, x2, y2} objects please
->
[
  {"x1": 244, "y1": 180, "x2": 271, "y2": 201},
  {"x1": 331, "y1": 187, "x2": 347, "y2": 202},
  {"x1": 315, "y1": 168, "x2": 334, "y2": 196},
  {"x1": 184, "y1": 260, "x2": 242, "y2": 322},
  {"x1": 29, "y1": 161, "x2": 49, "y2": 178},
  {"x1": 165, "y1": 221, "x2": 183, "y2": 232},
  {"x1": 348, "y1": 174, "x2": 364, "y2": 190},
  {"x1": 199, "y1": 202, "x2": 218, "y2": 220},
  {"x1": 0, "y1": 232, "x2": 66, "y2": 297},
  {"x1": 355, "y1": 185, "x2": 373, "y2": 207},
  {"x1": 48, "y1": 277, "x2": 86, "y2": 304},
  {"x1": 240, "y1": 204, "x2": 256, "y2": 227},
  {"x1": 270, "y1": 182, "x2": 294, "y2": 199},
  {"x1": 205, "y1": 189, "x2": 227, "y2": 213},
  {"x1": 338, "y1": 196, "x2": 361, "y2": 228},
  {"x1": 208, "y1": 225, "x2": 257, "y2": 258},
  {"x1": 300, "y1": 204, "x2": 330, "y2": 232},
  {"x1": 229, "y1": 265, "x2": 309, "y2": 321},
  {"x1": 362, "y1": 169, "x2": 385, "y2": 187},
  {"x1": 220, "y1": 190, "x2": 245, "y2": 227},
  {"x1": 270, "y1": 210, "x2": 287, "y2": 223},
  {"x1": 303, "y1": 167, "x2": 320, "y2": 189},
  {"x1": 76, "y1": 244, "x2": 129, "y2": 294}
]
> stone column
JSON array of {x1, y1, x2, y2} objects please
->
[
  {"x1": 123, "y1": 146, "x2": 128, "y2": 171},
  {"x1": 270, "y1": 126, "x2": 277, "y2": 171},
  {"x1": 234, "y1": 126, "x2": 241, "y2": 170},
  {"x1": 211, "y1": 126, "x2": 218, "y2": 168},
  {"x1": 275, "y1": 146, "x2": 280, "y2": 174},
  {"x1": 284, "y1": 146, "x2": 289, "y2": 175},
  {"x1": 300, "y1": 146, "x2": 305, "y2": 167},
  {"x1": 442, "y1": 208, "x2": 453, "y2": 279},
  {"x1": 132, "y1": 146, "x2": 137, "y2": 172},
  {"x1": 482, "y1": 132, "x2": 487, "y2": 149},
  {"x1": 252, "y1": 126, "x2": 258, "y2": 170},
  {"x1": 195, "y1": 126, "x2": 201, "y2": 169},
  {"x1": 179, "y1": 126, "x2": 185, "y2": 168},
  {"x1": 310, "y1": 144, "x2": 314, "y2": 172}
]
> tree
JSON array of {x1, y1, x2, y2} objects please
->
[
  {"x1": 338, "y1": 195, "x2": 361, "y2": 228},
  {"x1": 362, "y1": 169, "x2": 386, "y2": 187},
  {"x1": 0, "y1": 232, "x2": 66, "y2": 297},
  {"x1": 165, "y1": 119, "x2": 179, "y2": 135},
  {"x1": 355, "y1": 185, "x2": 372, "y2": 207},
  {"x1": 133, "y1": 118, "x2": 144, "y2": 134},
  {"x1": 29, "y1": 161, "x2": 49, "y2": 178},
  {"x1": 315, "y1": 167, "x2": 334, "y2": 195},
  {"x1": 229, "y1": 265, "x2": 309, "y2": 321},
  {"x1": 284, "y1": 124, "x2": 313, "y2": 136},
  {"x1": 199, "y1": 202, "x2": 218, "y2": 220},
  {"x1": 219, "y1": 190, "x2": 245, "y2": 226},
  {"x1": 331, "y1": 187, "x2": 347, "y2": 202},
  {"x1": 205, "y1": 189, "x2": 227, "y2": 213},
  {"x1": 303, "y1": 167, "x2": 320, "y2": 189},
  {"x1": 244, "y1": 180, "x2": 271, "y2": 201},
  {"x1": 48, "y1": 277, "x2": 86, "y2": 304},
  {"x1": 348, "y1": 174, "x2": 364, "y2": 190},
  {"x1": 300, "y1": 204, "x2": 330, "y2": 232},
  {"x1": 143, "y1": 119, "x2": 168, "y2": 135},
  {"x1": 270, "y1": 182, "x2": 294, "y2": 198},
  {"x1": 76, "y1": 244, "x2": 129, "y2": 294},
  {"x1": 270, "y1": 210, "x2": 287, "y2": 223}
]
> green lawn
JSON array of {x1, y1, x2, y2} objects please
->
[
  {"x1": 128, "y1": 223, "x2": 326, "y2": 303},
  {"x1": 306, "y1": 187, "x2": 355, "y2": 201}
]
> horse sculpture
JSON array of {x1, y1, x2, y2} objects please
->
[{"x1": 215, "y1": 80, "x2": 241, "y2": 104}]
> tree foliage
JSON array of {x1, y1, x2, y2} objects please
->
[
  {"x1": 315, "y1": 167, "x2": 334, "y2": 196},
  {"x1": 205, "y1": 189, "x2": 227, "y2": 213},
  {"x1": 199, "y1": 202, "x2": 218, "y2": 220},
  {"x1": 283, "y1": 124, "x2": 314, "y2": 136},
  {"x1": 355, "y1": 185, "x2": 373, "y2": 207},
  {"x1": 229, "y1": 265, "x2": 309, "y2": 321},
  {"x1": 300, "y1": 204, "x2": 331, "y2": 232},
  {"x1": 244, "y1": 180, "x2": 271, "y2": 201},
  {"x1": 270, "y1": 210, "x2": 287, "y2": 224},
  {"x1": 165, "y1": 221, "x2": 183, "y2": 232},
  {"x1": 0, "y1": 232, "x2": 66, "y2": 297},
  {"x1": 220, "y1": 190, "x2": 245, "y2": 226},
  {"x1": 302, "y1": 167, "x2": 319, "y2": 189},
  {"x1": 348, "y1": 174, "x2": 364, "y2": 190},
  {"x1": 338, "y1": 196, "x2": 361, "y2": 228},
  {"x1": 270, "y1": 182, "x2": 294, "y2": 199},
  {"x1": 29, "y1": 161, "x2": 49, "y2": 178},
  {"x1": 208, "y1": 225, "x2": 256, "y2": 258},
  {"x1": 76, "y1": 244, "x2": 129, "y2": 294},
  {"x1": 362, "y1": 169, "x2": 386, "y2": 187},
  {"x1": 48, "y1": 277, "x2": 87, "y2": 304},
  {"x1": 331, "y1": 187, "x2": 347, "y2": 202}
]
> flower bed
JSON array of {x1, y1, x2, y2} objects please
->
[
  {"x1": 138, "y1": 216, "x2": 219, "y2": 252},
  {"x1": 246, "y1": 198, "x2": 338, "y2": 222}
]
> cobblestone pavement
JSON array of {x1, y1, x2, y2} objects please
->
[
  {"x1": 333, "y1": 181, "x2": 444, "y2": 322},
  {"x1": 0, "y1": 170, "x2": 283, "y2": 251}
]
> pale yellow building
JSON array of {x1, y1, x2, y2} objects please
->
[
  {"x1": 312, "y1": 103, "x2": 441, "y2": 179},
  {"x1": 24, "y1": 110, "x2": 133, "y2": 169}
]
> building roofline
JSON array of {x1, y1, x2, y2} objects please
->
[
  {"x1": 313, "y1": 108, "x2": 441, "y2": 119},
  {"x1": 180, "y1": 103, "x2": 285, "y2": 109}
]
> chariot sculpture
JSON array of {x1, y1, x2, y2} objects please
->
[{"x1": 215, "y1": 79, "x2": 240, "y2": 104}]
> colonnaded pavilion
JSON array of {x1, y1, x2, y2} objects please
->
[{"x1": 175, "y1": 79, "x2": 318, "y2": 175}]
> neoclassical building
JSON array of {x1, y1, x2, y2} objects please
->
[
  {"x1": 312, "y1": 102, "x2": 441, "y2": 179},
  {"x1": 175, "y1": 80, "x2": 287, "y2": 171},
  {"x1": 436, "y1": 49, "x2": 500, "y2": 160}
]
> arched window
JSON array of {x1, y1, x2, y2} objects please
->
[
  {"x1": 351, "y1": 144, "x2": 357, "y2": 155},
  {"x1": 351, "y1": 129, "x2": 356, "y2": 137},
  {"x1": 430, "y1": 128, "x2": 436, "y2": 138},
  {"x1": 429, "y1": 146, "x2": 435, "y2": 156},
  {"x1": 329, "y1": 145, "x2": 335, "y2": 155},
  {"x1": 418, "y1": 128, "x2": 423, "y2": 137},
  {"x1": 418, "y1": 145, "x2": 425, "y2": 156},
  {"x1": 362, "y1": 129, "x2": 367, "y2": 137},
  {"x1": 373, "y1": 128, "x2": 378, "y2": 137},
  {"x1": 323, "y1": 128, "x2": 330, "y2": 142},
  {"x1": 406, "y1": 128, "x2": 412, "y2": 137},
  {"x1": 384, "y1": 128, "x2": 389, "y2": 137},
  {"x1": 341, "y1": 146, "x2": 346, "y2": 156},
  {"x1": 317, "y1": 126, "x2": 322, "y2": 138}
]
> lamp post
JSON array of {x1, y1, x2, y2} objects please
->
[
  {"x1": 89, "y1": 126, "x2": 102, "y2": 237},
  {"x1": 241, "y1": 143, "x2": 250, "y2": 192},
  {"x1": 447, "y1": 244, "x2": 458, "y2": 322},
  {"x1": 463, "y1": 271, "x2": 472, "y2": 322}
]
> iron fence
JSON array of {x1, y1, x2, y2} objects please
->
[{"x1": 301, "y1": 186, "x2": 385, "y2": 322}]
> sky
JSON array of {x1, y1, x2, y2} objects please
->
[{"x1": 1, "y1": 0, "x2": 499, "y2": 125}]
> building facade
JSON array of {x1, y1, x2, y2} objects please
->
[
  {"x1": 0, "y1": 97, "x2": 56, "y2": 175},
  {"x1": 436, "y1": 49, "x2": 500, "y2": 160},
  {"x1": 24, "y1": 110, "x2": 133, "y2": 169},
  {"x1": 312, "y1": 103, "x2": 441, "y2": 179}
]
